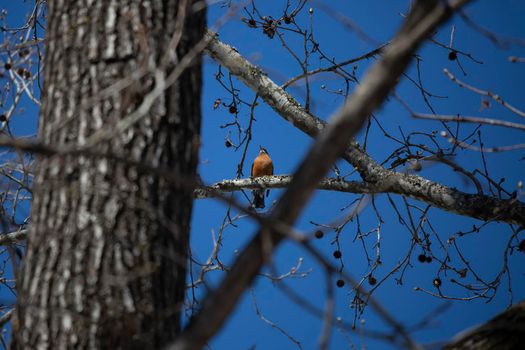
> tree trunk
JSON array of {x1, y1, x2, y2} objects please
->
[{"x1": 12, "y1": 0, "x2": 205, "y2": 348}]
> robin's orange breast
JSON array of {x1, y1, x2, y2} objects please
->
[{"x1": 252, "y1": 154, "x2": 273, "y2": 177}]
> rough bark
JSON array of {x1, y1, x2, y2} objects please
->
[
  {"x1": 444, "y1": 300, "x2": 525, "y2": 350},
  {"x1": 12, "y1": 0, "x2": 205, "y2": 348}
]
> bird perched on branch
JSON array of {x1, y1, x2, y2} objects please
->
[{"x1": 251, "y1": 146, "x2": 274, "y2": 208}]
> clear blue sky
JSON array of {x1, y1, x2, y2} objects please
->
[{"x1": 1, "y1": 1, "x2": 524, "y2": 349}]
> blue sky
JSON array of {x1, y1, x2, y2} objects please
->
[{"x1": 1, "y1": 0, "x2": 524, "y2": 349}]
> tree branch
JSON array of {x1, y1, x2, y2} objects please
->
[
  {"x1": 444, "y1": 299, "x2": 525, "y2": 349},
  {"x1": 0, "y1": 230, "x2": 27, "y2": 246},
  {"x1": 443, "y1": 68, "x2": 525, "y2": 118},
  {"x1": 194, "y1": 175, "x2": 373, "y2": 198},
  {"x1": 194, "y1": 174, "x2": 525, "y2": 226},
  {"x1": 0, "y1": 310, "x2": 13, "y2": 328},
  {"x1": 413, "y1": 113, "x2": 525, "y2": 131}
]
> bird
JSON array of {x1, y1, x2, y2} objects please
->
[{"x1": 251, "y1": 146, "x2": 274, "y2": 209}]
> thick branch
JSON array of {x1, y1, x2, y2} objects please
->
[
  {"x1": 386, "y1": 172, "x2": 525, "y2": 225},
  {"x1": 194, "y1": 175, "x2": 373, "y2": 198},
  {"x1": 444, "y1": 300, "x2": 525, "y2": 349},
  {"x1": 195, "y1": 174, "x2": 525, "y2": 226}
]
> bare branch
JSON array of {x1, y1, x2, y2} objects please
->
[
  {"x1": 281, "y1": 44, "x2": 387, "y2": 89},
  {"x1": 444, "y1": 299, "x2": 525, "y2": 349},
  {"x1": 444, "y1": 68, "x2": 525, "y2": 118},
  {"x1": 194, "y1": 175, "x2": 373, "y2": 199},
  {"x1": 413, "y1": 113, "x2": 525, "y2": 131}
]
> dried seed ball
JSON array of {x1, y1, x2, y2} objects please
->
[
  {"x1": 314, "y1": 230, "x2": 324, "y2": 239},
  {"x1": 368, "y1": 276, "x2": 377, "y2": 285},
  {"x1": 418, "y1": 254, "x2": 426, "y2": 263},
  {"x1": 228, "y1": 105, "x2": 237, "y2": 114},
  {"x1": 0, "y1": 114, "x2": 6, "y2": 122},
  {"x1": 425, "y1": 256, "x2": 432, "y2": 263},
  {"x1": 248, "y1": 19, "x2": 256, "y2": 27},
  {"x1": 448, "y1": 51, "x2": 457, "y2": 61},
  {"x1": 433, "y1": 278, "x2": 442, "y2": 287},
  {"x1": 333, "y1": 250, "x2": 342, "y2": 259},
  {"x1": 224, "y1": 139, "x2": 233, "y2": 148},
  {"x1": 518, "y1": 240, "x2": 525, "y2": 252},
  {"x1": 4, "y1": 62, "x2": 11, "y2": 70},
  {"x1": 336, "y1": 279, "x2": 345, "y2": 288}
]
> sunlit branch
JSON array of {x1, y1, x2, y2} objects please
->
[
  {"x1": 413, "y1": 113, "x2": 525, "y2": 131},
  {"x1": 194, "y1": 175, "x2": 374, "y2": 199}
]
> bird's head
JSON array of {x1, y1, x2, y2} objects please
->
[{"x1": 259, "y1": 146, "x2": 268, "y2": 155}]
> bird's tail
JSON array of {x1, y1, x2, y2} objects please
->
[{"x1": 252, "y1": 189, "x2": 265, "y2": 208}]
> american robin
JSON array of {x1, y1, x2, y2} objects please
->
[{"x1": 251, "y1": 146, "x2": 274, "y2": 208}]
